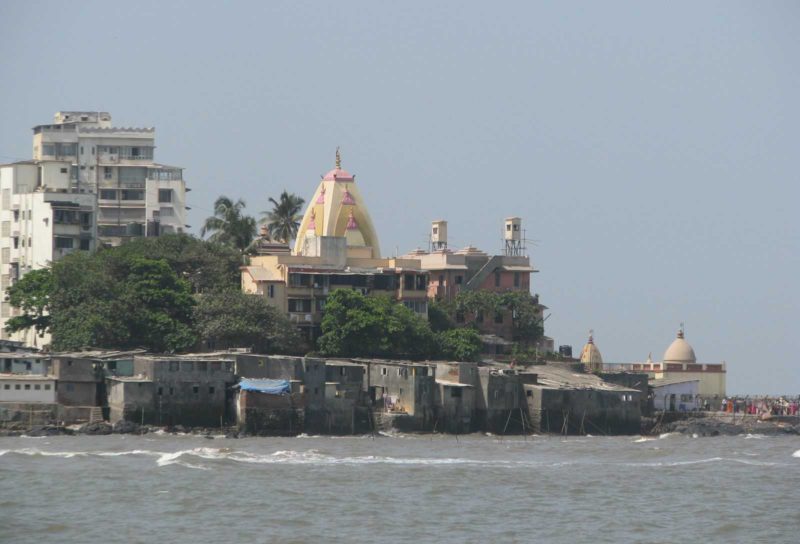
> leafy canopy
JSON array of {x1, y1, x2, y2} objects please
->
[
  {"x1": 201, "y1": 196, "x2": 257, "y2": 253},
  {"x1": 195, "y1": 290, "x2": 304, "y2": 354},
  {"x1": 261, "y1": 191, "x2": 305, "y2": 244}
]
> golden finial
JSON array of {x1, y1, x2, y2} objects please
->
[{"x1": 335, "y1": 146, "x2": 341, "y2": 169}]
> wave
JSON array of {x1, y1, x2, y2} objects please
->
[
  {"x1": 627, "y1": 457, "x2": 784, "y2": 467},
  {"x1": 793, "y1": 449, "x2": 800, "y2": 458}
]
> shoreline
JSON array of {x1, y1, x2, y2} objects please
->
[{"x1": 3, "y1": 415, "x2": 798, "y2": 439}]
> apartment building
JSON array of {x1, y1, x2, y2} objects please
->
[{"x1": 31, "y1": 111, "x2": 187, "y2": 244}]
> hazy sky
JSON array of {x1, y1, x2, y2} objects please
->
[{"x1": 1, "y1": 1, "x2": 797, "y2": 393}]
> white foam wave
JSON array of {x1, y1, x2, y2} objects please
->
[
  {"x1": 792, "y1": 449, "x2": 800, "y2": 458},
  {"x1": 744, "y1": 434, "x2": 766, "y2": 440},
  {"x1": 628, "y1": 457, "x2": 782, "y2": 468},
  {"x1": 633, "y1": 437, "x2": 656, "y2": 443},
  {"x1": 658, "y1": 433, "x2": 673, "y2": 439}
]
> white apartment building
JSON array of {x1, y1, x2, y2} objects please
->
[
  {"x1": 31, "y1": 111, "x2": 187, "y2": 244},
  {"x1": 0, "y1": 111, "x2": 189, "y2": 347},
  {"x1": 0, "y1": 161, "x2": 96, "y2": 346}
]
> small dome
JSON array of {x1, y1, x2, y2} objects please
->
[
  {"x1": 580, "y1": 332, "x2": 603, "y2": 368},
  {"x1": 663, "y1": 329, "x2": 696, "y2": 364}
]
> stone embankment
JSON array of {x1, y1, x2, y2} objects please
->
[
  {"x1": 0, "y1": 420, "x2": 242, "y2": 438},
  {"x1": 648, "y1": 415, "x2": 800, "y2": 437}
]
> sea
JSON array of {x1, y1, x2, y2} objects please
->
[{"x1": 1, "y1": 432, "x2": 799, "y2": 543}]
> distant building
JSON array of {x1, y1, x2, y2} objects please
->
[
  {"x1": 405, "y1": 218, "x2": 552, "y2": 350},
  {"x1": 30, "y1": 111, "x2": 187, "y2": 244},
  {"x1": 0, "y1": 111, "x2": 189, "y2": 347},
  {"x1": 580, "y1": 331, "x2": 603, "y2": 372},
  {"x1": 604, "y1": 328, "x2": 726, "y2": 398},
  {"x1": 242, "y1": 151, "x2": 429, "y2": 340}
]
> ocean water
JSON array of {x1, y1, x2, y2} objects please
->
[{"x1": 1, "y1": 432, "x2": 799, "y2": 543}]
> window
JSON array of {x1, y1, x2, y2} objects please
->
[
  {"x1": 208, "y1": 386, "x2": 215, "y2": 395},
  {"x1": 494, "y1": 312, "x2": 504, "y2": 324},
  {"x1": 104, "y1": 167, "x2": 112, "y2": 180},
  {"x1": 196, "y1": 361, "x2": 207, "y2": 372},
  {"x1": 24, "y1": 384, "x2": 31, "y2": 390},
  {"x1": 455, "y1": 275, "x2": 463, "y2": 285},
  {"x1": 100, "y1": 189, "x2": 117, "y2": 200},
  {"x1": 54, "y1": 237, "x2": 74, "y2": 249},
  {"x1": 34, "y1": 384, "x2": 41, "y2": 390},
  {"x1": 506, "y1": 224, "x2": 512, "y2": 231},
  {"x1": 60, "y1": 167, "x2": 68, "y2": 174},
  {"x1": 404, "y1": 274, "x2": 415, "y2": 290},
  {"x1": 288, "y1": 299, "x2": 312, "y2": 313},
  {"x1": 340, "y1": 367, "x2": 347, "y2": 376},
  {"x1": 451, "y1": 388, "x2": 463, "y2": 398},
  {"x1": 121, "y1": 189, "x2": 144, "y2": 201},
  {"x1": 514, "y1": 272, "x2": 520, "y2": 288},
  {"x1": 192, "y1": 385, "x2": 199, "y2": 394},
  {"x1": 182, "y1": 361, "x2": 194, "y2": 372},
  {"x1": 67, "y1": 360, "x2": 72, "y2": 366},
  {"x1": 80, "y1": 239, "x2": 91, "y2": 251},
  {"x1": 3, "y1": 384, "x2": 8, "y2": 390},
  {"x1": 267, "y1": 285, "x2": 275, "y2": 298},
  {"x1": 526, "y1": 390, "x2": 532, "y2": 397},
  {"x1": 416, "y1": 275, "x2": 427, "y2": 290},
  {"x1": 381, "y1": 368, "x2": 387, "y2": 376},
  {"x1": 15, "y1": 384, "x2": 20, "y2": 390},
  {"x1": 494, "y1": 271, "x2": 501, "y2": 287},
  {"x1": 169, "y1": 361, "x2": 179, "y2": 372},
  {"x1": 44, "y1": 384, "x2": 51, "y2": 391},
  {"x1": 158, "y1": 387, "x2": 163, "y2": 396},
  {"x1": 80, "y1": 146, "x2": 84, "y2": 155},
  {"x1": 158, "y1": 189, "x2": 172, "y2": 203}
]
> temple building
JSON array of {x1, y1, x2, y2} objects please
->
[
  {"x1": 580, "y1": 331, "x2": 603, "y2": 372},
  {"x1": 603, "y1": 327, "x2": 726, "y2": 398},
  {"x1": 242, "y1": 151, "x2": 429, "y2": 341}
]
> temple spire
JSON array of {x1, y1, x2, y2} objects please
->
[{"x1": 335, "y1": 146, "x2": 341, "y2": 169}]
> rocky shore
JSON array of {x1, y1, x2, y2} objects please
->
[{"x1": 649, "y1": 416, "x2": 800, "y2": 437}]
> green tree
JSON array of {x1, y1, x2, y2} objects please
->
[
  {"x1": 317, "y1": 289, "x2": 435, "y2": 360},
  {"x1": 4, "y1": 268, "x2": 53, "y2": 337},
  {"x1": 499, "y1": 291, "x2": 544, "y2": 346},
  {"x1": 201, "y1": 196, "x2": 257, "y2": 253},
  {"x1": 260, "y1": 190, "x2": 305, "y2": 243},
  {"x1": 435, "y1": 328, "x2": 483, "y2": 362},
  {"x1": 194, "y1": 290, "x2": 304, "y2": 354},
  {"x1": 111, "y1": 234, "x2": 241, "y2": 293},
  {"x1": 49, "y1": 252, "x2": 196, "y2": 352},
  {"x1": 427, "y1": 298, "x2": 455, "y2": 332}
]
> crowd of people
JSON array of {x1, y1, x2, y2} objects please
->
[{"x1": 720, "y1": 396, "x2": 799, "y2": 416}]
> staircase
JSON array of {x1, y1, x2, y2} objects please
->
[
  {"x1": 465, "y1": 255, "x2": 503, "y2": 290},
  {"x1": 88, "y1": 407, "x2": 104, "y2": 423}
]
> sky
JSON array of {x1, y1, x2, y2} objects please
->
[{"x1": 0, "y1": 1, "x2": 797, "y2": 394}]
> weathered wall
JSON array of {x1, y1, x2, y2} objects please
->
[
  {"x1": 527, "y1": 386, "x2": 641, "y2": 435},
  {"x1": 237, "y1": 390, "x2": 304, "y2": 435}
]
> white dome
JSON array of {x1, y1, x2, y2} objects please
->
[{"x1": 663, "y1": 330, "x2": 696, "y2": 364}]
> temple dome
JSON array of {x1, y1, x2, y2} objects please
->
[
  {"x1": 663, "y1": 329, "x2": 696, "y2": 364},
  {"x1": 580, "y1": 332, "x2": 603, "y2": 369},
  {"x1": 293, "y1": 150, "x2": 381, "y2": 258}
]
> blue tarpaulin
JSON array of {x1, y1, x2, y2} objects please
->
[{"x1": 238, "y1": 378, "x2": 291, "y2": 395}]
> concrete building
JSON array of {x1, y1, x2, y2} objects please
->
[
  {"x1": 524, "y1": 363, "x2": 642, "y2": 435},
  {"x1": 0, "y1": 111, "x2": 188, "y2": 347},
  {"x1": 0, "y1": 161, "x2": 97, "y2": 345},
  {"x1": 406, "y1": 218, "x2": 552, "y2": 350},
  {"x1": 31, "y1": 111, "x2": 188, "y2": 244},
  {"x1": 242, "y1": 152, "x2": 429, "y2": 340},
  {"x1": 650, "y1": 377, "x2": 700, "y2": 412},
  {"x1": 603, "y1": 328, "x2": 726, "y2": 399},
  {"x1": 0, "y1": 374, "x2": 56, "y2": 403},
  {"x1": 362, "y1": 359, "x2": 436, "y2": 431}
]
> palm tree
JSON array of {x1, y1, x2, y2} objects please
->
[
  {"x1": 201, "y1": 196, "x2": 257, "y2": 252},
  {"x1": 260, "y1": 191, "x2": 305, "y2": 243}
]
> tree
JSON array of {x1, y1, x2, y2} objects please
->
[
  {"x1": 48, "y1": 252, "x2": 196, "y2": 352},
  {"x1": 4, "y1": 268, "x2": 53, "y2": 337},
  {"x1": 435, "y1": 328, "x2": 483, "y2": 362},
  {"x1": 498, "y1": 291, "x2": 544, "y2": 346},
  {"x1": 427, "y1": 298, "x2": 454, "y2": 332},
  {"x1": 201, "y1": 196, "x2": 257, "y2": 253},
  {"x1": 260, "y1": 190, "x2": 305, "y2": 243},
  {"x1": 110, "y1": 234, "x2": 241, "y2": 293},
  {"x1": 194, "y1": 290, "x2": 304, "y2": 354},
  {"x1": 317, "y1": 289, "x2": 435, "y2": 360}
]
